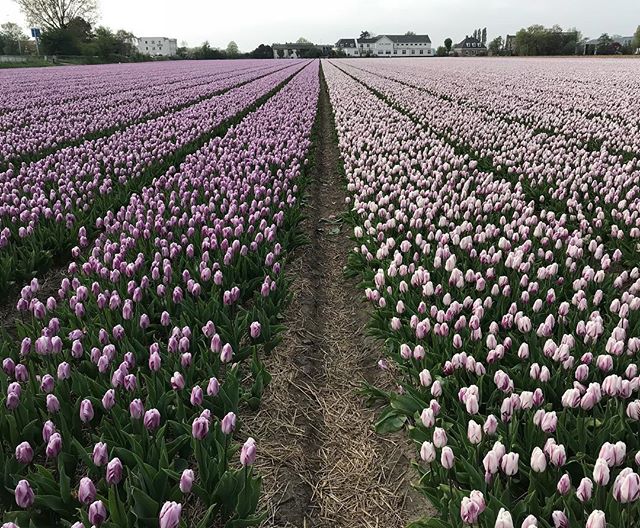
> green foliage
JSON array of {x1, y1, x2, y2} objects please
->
[
  {"x1": 634, "y1": 25, "x2": 640, "y2": 50},
  {"x1": 488, "y1": 36, "x2": 504, "y2": 55},
  {"x1": 596, "y1": 33, "x2": 615, "y2": 55},
  {"x1": 0, "y1": 22, "x2": 27, "y2": 55},
  {"x1": 226, "y1": 41, "x2": 239, "y2": 57},
  {"x1": 249, "y1": 44, "x2": 273, "y2": 59},
  {"x1": 444, "y1": 38, "x2": 452, "y2": 52},
  {"x1": 436, "y1": 46, "x2": 448, "y2": 57},
  {"x1": 514, "y1": 24, "x2": 581, "y2": 56}
]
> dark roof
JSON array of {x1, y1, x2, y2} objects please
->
[
  {"x1": 272, "y1": 43, "x2": 315, "y2": 50},
  {"x1": 384, "y1": 34, "x2": 432, "y2": 44},
  {"x1": 455, "y1": 36, "x2": 487, "y2": 49},
  {"x1": 336, "y1": 38, "x2": 357, "y2": 48},
  {"x1": 358, "y1": 37, "x2": 379, "y2": 44}
]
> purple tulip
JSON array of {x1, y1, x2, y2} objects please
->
[
  {"x1": 250, "y1": 321, "x2": 261, "y2": 339},
  {"x1": 129, "y1": 398, "x2": 144, "y2": 419},
  {"x1": 88, "y1": 500, "x2": 107, "y2": 525},
  {"x1": 159, "y1": 501, "x2": 182, "y2": 528},
  {"x1": 192, "y1": 416, "x2": 209, "y2": 440},
  {"x1": 144, "y1": 408, "x2": 161, "y2": 431},
  {"x1": 179, "y1": 469, "x2": 194, "y2": 493},
  {"x1": 221, "y1": 412, "x2": 236, "y2": 434},
  {"x1": 46, "y1": 432, "x2": 62, "y2": 458},
  {"x1": 79, "y1": 399, "x2": 94, "y2": 423},
  {"x1": 93, "y1": 442, "x2": 108, "y2": 466},
  {"x1": 240, "y1": 437, "x2": 257, "y2": 466},
  {"x1": 106, "y1": 457, "x2": 123, "y2": 485},
  {"x1": 15, "y1": 441, "x2": 34, "y2": 464},
  {"x1": 78, "y1": 477, "x2": 96, "y2": 505},
  {"x1": 15, "y1": 479, "x2": 34, "y2": 508}
]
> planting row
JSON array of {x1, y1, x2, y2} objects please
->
[
  {"x1": 0, "y1": 61, "x2": 307, "y2": 294},
  {"x1": 335, "y1": 60, "x2": 640, "y2": 267},
  {"x1": 343, "y1": 58, "x2": 640, "y2": 157},
  {"x1": 0, "y1": 61, "x2": 295, "y2": 167},
  {"x1": 0, "y1": 60, "x2": 319, "y2": 527},
  {"x1": 323, "y1": 58, "x2": 640, "y2": 528}
]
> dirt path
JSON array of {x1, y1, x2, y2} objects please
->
[{"x1": 246, "y1": 63, "x2": 426, "y2": 528}]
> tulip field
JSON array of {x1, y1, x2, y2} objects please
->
[
  {"x1": 0, "y1": 59, "x2": 319, "y2": 527},
  {"x1": 1, "y1": 55, "x2": 640, "y2": 528},
  {"x1": 324, "y1": 57, "x2": 640, "y2": 528}
]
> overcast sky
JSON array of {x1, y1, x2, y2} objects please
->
[{"x1": 1, "y1": 0, "x2": 638, "y2": 50}]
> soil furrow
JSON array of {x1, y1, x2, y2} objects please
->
[{"x1": 246, "y1": 62, "x2": 427, "y2": 528}]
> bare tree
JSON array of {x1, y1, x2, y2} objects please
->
[{"x1": 14, "y1": 0, "x2": 98, "y2": 30}]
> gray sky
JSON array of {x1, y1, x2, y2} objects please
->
[{"x1": 1, "y1": 0, "x2": 638, "y2": 51}]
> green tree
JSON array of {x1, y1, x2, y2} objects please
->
[
  {"x1": 596, "y1": 33, "x2": 614, "y2": 55},
  {"x1": 0, "y1": 22, "x2": 27, "y2": 54},
  {"x1": 67, "y1": 17, "x2": 92, "y2": 43},
  {"x1": 488, "y1": 36, "x2": 503, "y2": 55},
  {"x1": 226, "y1": 40, "x2": 239, "y2": 57},
  {"x1": 481, "y1": 27, "x2": 487, "y2": 44},
  {"x1": 41, "y1": 27, "x2": 80, "y2": 54},
  {"x1": 250, "y1": 43, "x2": 273, "y2": 59},
  {"x1": 405, "y1": 31, "x2": 415, "y2": 36},
  {"x1": 632, "y1": 25, "x2": 640, "y2": 51},
  {"x1": 436, "y1": 46, "x2": 448, "y2": 57},
  {"x1": 296, "y1": 37, "x2": 311, "y2": 44},
  {"x1": 277, "y1": 48, "x2": 284, "y2": 58},
  {"x1": 444, "y1": 38, "x2": 452, "y2": 52},
  {"x1": 359, "y1": 30, "x2": 371, "y2": 39},
  {"x1": 14, "y1": 0, "x2": 98, "y2": 30}
]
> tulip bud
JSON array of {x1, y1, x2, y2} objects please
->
[
  {"x1": 586, "y1": 510, "x2": 606, "y2": 528},
  {"x1": 14, "y1": 479, "x2": 34, "y2": 508},
  {"x1": 179, "y1": 469, "x2": 194, "y2": 493},
  {"x1": 15, "y1": 441, "x2": 34, "y2": 464},
  {"x1": 240, "y1": 437, "x2": 257, "y2": 466},
  {"x1": 78, "y1": 477, "x2": 96, "y2": 505},
  {"x1": 221, "y1": 412, "x2": 236, "y2": 434},
  {"x1": 106, "y1": 457, "x2": 123, "y2": 485},
  {"x1": 441, "y1": 446, "x2": 455, "y2": 469},
  {"x1": 88, "y1": 500, "x2": 107, "y2": 526},
  {"x1": 159, "y1": 501, "x2": 182, "y2": 528}
]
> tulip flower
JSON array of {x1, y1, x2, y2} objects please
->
[
  {"x1": 88, "y1": 500, "x2": 107, "y2": 526},
  {"x1": 106, "y1": 457, "x2": 123, "y2": 485},
  {"x1": 159, "y1": 501, "x2": 182, "y2": 528},
  {"x1": 78, "y1": 477, "x2": 96, "y2": 505},
  {"x1": 240, "y1": 437, "x2": 257, "y2": 466},
  {"x1": 179, "y1": 469, "x2": 194, "y2": 493},
  {"x1": 15, "y1": 479, "x2": 34, "y2": 508}
]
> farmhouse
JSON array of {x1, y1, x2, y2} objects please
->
[
  {"x1": 453, "y1": 36, "x2": 487, "y2": 56},
  {"x1": 137, "y1": 37, "x2": 177, "y2": 57},
  {"x1": 335, "y1": 38, "x2": 359, "y2": 57},
  {"x1": 578, "y1": 35, "x2": 637, "y2": 54},
  {"x1": 335, "y1": 34, "x2": 433, "y2": 57},
  {"x1": 272, "y1": 43, "x2": 333, "y2": 58}
]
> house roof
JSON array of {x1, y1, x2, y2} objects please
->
[
  {"x1": 272, "y1": 43, "x2": 315, "y2": 50},
  {"x1": 454, "y1": 36, "x2": 487, "y2": 49},
  {"x1": 358, "y1": 37, "x2": 379, "y2": 44},
  {"x1": 336, "y1": 38, "x2": 357, "y2": 48},
  {"x1": 584, "y1": 35, "x2": 634, "y2": 46},
  {"x1": 384, "y1": 34, "x2": 432, "y2": 44}
]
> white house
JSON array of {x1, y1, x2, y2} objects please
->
[
  {"x1": 353, "y1": 34, "x2": 433, "y2": 57},
  {"x1": 335, "y1": 38, "x2": 359, "y2": 57},
  {"x1": 137, "y1": 37, "x2": 178, "y2": 57}
]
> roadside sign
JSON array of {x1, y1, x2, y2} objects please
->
[{"x1": 31, "y1": 28, "x2": 41, "y2": 38}]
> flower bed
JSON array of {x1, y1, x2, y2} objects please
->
[
  {"x1": 0, "y1": 60, "x2": 319, "y2": 527},
  {"x1": 324, "y1": 58, "x2": 640, "y2": 528}
]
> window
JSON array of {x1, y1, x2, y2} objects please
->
[
  {"x1": 420, "y1": 49, "x2": 423, "y2": 54},
  {"x1": 402, "y1": 49, "x2": 406, "y2": 55},
  {"x1": 412, "y1": 49, "x2": 415, "y2": 54}
]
